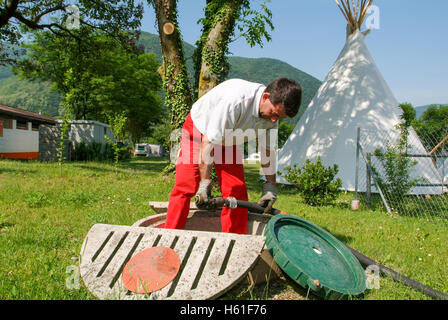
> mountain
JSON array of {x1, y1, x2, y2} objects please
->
[
  {"x1": 0, "y1": 70, "x2": 62, "y2": 116},
  {"x1": 227, "y1": 57, "x2": 320, "y2": 123},
  {"x1": 0, "y1": 31, "x2": 321, "y2": 122}
]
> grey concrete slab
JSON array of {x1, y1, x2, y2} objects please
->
[
  {"x1": 135, "y1": 206, "x2": 283, "y2": 285},
  {"x1": 80, "y1": 224, "x2": 265, "y2": 300}
]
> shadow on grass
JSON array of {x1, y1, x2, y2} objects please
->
[
  {"x1": 243, "y1": 164, "x2": 302, "y2": 196},
  {"x1": 0, "y1": 167, "x2": 38, "y2": 175},
  {"x1": 120, "y1": 157, "x2": 170, "y2": 172},
  {"x1": 70, "y1": 157, "x2": 171, "y2": 174},
  {"x1": 324, "y1": 230, "x2": 354, "y2": 245},
  {"x1": 243, "y1": 164, "x2": 264, "y2": 192},
  {"x1": 0, "y1": 221, "x2": 14, "y2": 230},
  {"x1": 356, "y1": 192, "x2": 448, "y2": 224},
  {"x1": 332, "y1": 202, "x2": 351, "y2": 210},
  {"x1": 71, "y1": 163, "x2": 115, "y2": 173}
]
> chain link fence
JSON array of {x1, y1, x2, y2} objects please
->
[{"x1": 355, "y1": 127, "x2": 448, "y2": 224}]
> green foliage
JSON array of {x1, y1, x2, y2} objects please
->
[
  {"x1": 105, "y1": 112, "x2": 129, "y2": 171},
  {"x1": 107, "y1": 112, "x2": 127, "y2": 143},
  {"x1": 399, "y1": 102, "x2": 417, "y2": 127},
  {"x1": 278, "y1": 119, "x2": 295, "y2": 148},
  {"x1": 372, "y1": 124, "x2": 423, "y2": 200},
  {"x1": 162, "y1": 61, "x2": 192, "y2": 130},
  {"x1": 0, "y1": 0, "x2": 144, "y2": 65},
  {"x1": 413, "y1": 104, "x2": 448, "y2": 153},
  {"x1": 280, "y1": 157, "x2": 342, "y2": 206},
  {"x1": 71, "y1": 141, "x2": 101, "y2": 162},
  {"x1": 146, "y1": 118, "x2": 173, "y2": 152},
  {"x1": 70, "y1": 141, "x2": 129, "y2": 162},
  {"x1": 24, "y1": 191, "x2": 51, "y2": 208},
  {"x1": 193, "y1": 0, "x2": 274, "y2": 95},
  {"x1": 0, "y1": 32, "x2": 321, "y2": 123},
  {"x1": 236, "y1": 1, "x2": 274, "y2": 47},
  {"x1": 57, "y1": 113, "x2": 71, "y2": 175},
  {"x1": 14, "y1": 27, "x2": 162, "y2": 143}
]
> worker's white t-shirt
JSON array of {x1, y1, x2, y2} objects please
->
[{"x1": 190, "y1": 79, "x2": 278, "y2": 150}]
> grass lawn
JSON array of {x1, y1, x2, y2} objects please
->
[{"x1": 0, "y1": 157, "x2": 447, "y2": 300}]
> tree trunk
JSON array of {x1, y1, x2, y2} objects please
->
[
  {"x1": 0, "y1": 0, "x2": 19, "y2": 29},
  {"x1": 153, "y1": 0, "x2": 192, "y2": 131},
  {"x1": 197, "y1": 0, "x2": 243, "y2": 98}
]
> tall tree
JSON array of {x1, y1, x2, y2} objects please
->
[
  {"x1": 399, "y1": 102, "x2": 417, "y2": 127},
  {"x1": 15, "y1": 28, "x2": 163, "y2": 144},
  {"x1": 194, "y1": 0, "x2": 273, "y2": 98},
  {"x1": 149, "y1": 0, "x2": 273, "y2": 132},
  {"x1": 152, "y1": 0, "x2": 192, "y2": 132},
  {"x1": 0, "y1": 0, "x2": 144, "y2": 65}
]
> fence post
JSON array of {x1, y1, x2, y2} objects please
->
[
  {"x1": 358, "y1": 142, "x2": 392, "y2": 214},
  {"x1": 443, "y1": 143, "x2": 446, "y2": 194},
  {"x1": 366, "y1": 152, "x2": 371, "y2": 206},
  {"x1": 355, "y1": 127, "x2": 360, "y2": 201}
]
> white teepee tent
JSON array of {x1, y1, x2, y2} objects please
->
[
  {"x1": 277, "y1": 1, "x2": 442, "y2": 195},
  {"x1": 434, "y1": 136, "x2": 448, "y2": 189}
]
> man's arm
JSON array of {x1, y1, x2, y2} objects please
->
[
  {"x1": 199, "y1": 135, "x2": 214, "y2": 180},
  {"x1": 259, "y1": 147, "x2": 278, "y2": 213},
  {"x1": 195, "y1": 135, "x2": 215, "y2": 208},
  {"x1": 261, "y1": 147, "x2": 276, "y2": 184}
]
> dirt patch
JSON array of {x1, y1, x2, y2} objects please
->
[{"x1": 222, "y1": 276, "x2": 320, "y2": 300}]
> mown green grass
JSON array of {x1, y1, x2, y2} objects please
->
[
  {"x1": 0, "y1": 157, "x2": 173, "y2": 299},
  {"x1": 243, "y1": 164, "x2": 448, "y2": 300},
  {"x1": 0, "y1": 158, "x2": 447, "y2": 300}
]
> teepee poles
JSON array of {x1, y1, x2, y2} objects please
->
[{"x1": 334, "y1": 0, "x2": 373, "y2": 32}]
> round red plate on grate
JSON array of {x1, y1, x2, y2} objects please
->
[{"x1": 122, "y1": 246, "x2": 180, "y2": 294}]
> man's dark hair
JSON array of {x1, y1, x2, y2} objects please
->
[{"x1": 265, "y1": 78, "x2": 302, "y2": 118}]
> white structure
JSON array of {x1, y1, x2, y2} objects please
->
[
  {"x1": 437, "y1": 158, "x2": 448, "y2": 188},
  {"x1": 0, "y1": 104, "x2": 56, "y2": 159},
  {"x1": 134, "y1": 143, "x2": 149, "y2": 156},
  {"x1": 56, "y1": 120, "x2": 113, "y2": 145},
  {"x1": 147, "y1": 144, "x2": 164, "y2": 156},
  {"x1": 134, "y1": 143, "x2": 165, "y2": 157},
  {"x1": 277, "y1": 4, "x2": 441, "y2": 195}
]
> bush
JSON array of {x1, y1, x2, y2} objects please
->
[
  {"x1": 70, "y1": 141, "x2": 104, "y2": 161},
  {"x1": 280, "y1": 157, "x2": 342, "y2": 206},
  {"x1": 147, "y1": 118, "x2": 172, "y2": 153},
  {"x1": 117, "y1": 145, "x2": 131, "y2": 160},
  {"x1": 70, "y1": 141, "x2": 131, "y2": 162},
  {"x1": 371, "y1": 124, "x2": 423, "y2": 200}
]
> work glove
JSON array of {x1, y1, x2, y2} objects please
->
[
  {"x1": 258, "y1": 183, "x2": 277, "y2": 214},
  {"x1": 195, "y1": 179, "x2": 213, "y2": 210}
]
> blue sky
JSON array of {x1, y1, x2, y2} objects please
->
[{"x1": 140, "y1": 0, "x2": 448, "y2": 107}]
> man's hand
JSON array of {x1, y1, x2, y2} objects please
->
[
  {"x1": 195, "y1": 179, "x2": 213, "y2": 209},
  {"x1": 258, "y1": 183, "x2": 277, "y2": 213}
]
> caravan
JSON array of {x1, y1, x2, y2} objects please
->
[
  {"x1": 134, "y1": 143, "x2": 166, "y2": 157},
  {"x1": 134, "y1": 143, "x2": 150, "y2": 156}
]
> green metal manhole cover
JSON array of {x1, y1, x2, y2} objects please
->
[{"x1": 265, "y1": 214, "x2": 366, "y2": 299}]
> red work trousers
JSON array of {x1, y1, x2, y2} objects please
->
[{"x1": 165, "y1": 113, "x2": 248, "y2": 234}]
